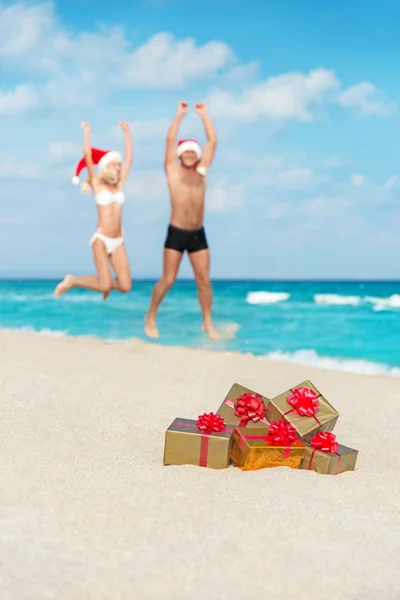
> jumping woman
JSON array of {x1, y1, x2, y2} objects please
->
[{"x1": 54, "y1": 121, "x2": 133, "y2": 299}]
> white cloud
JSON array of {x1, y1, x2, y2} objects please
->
[
  {"x1": 337, "y1": 82, "x2": 396, "y2": 116},
  {"x1": 321, "y1": 155, "x2": 343, "y2": 168},
  {"x1": 351, "y1": 173, "x2": 365, "y2": 187},
  {"x1": 0, "y1": 1, "x2": 53, "y2": 56},
  {"x1": 305, "y1": 196, "x2": 350, "y2": 218},
  {"x1": 110, "y1": 117, "x2": 171, "y2": 143},
  {"x1": 49, "y1": 142, "x2": 81, "y2": 161},
  {"x1": 207, "y1": 177, "x2": 245, "y2": 212},
  {"x1": 0, "y1": 84, "x2": 38, "y2": 115},
  {"x1": 224, "y1": 152, "x2": 284, "y2": 169},
  {"x1": 266, "y1": 201, "x2": 292, "y2": 220},
  {"x1": 252, "y1": 167, "x2": 327, "y2": 192},
  {"x1": 0, "y1": 160, "x2": 45, "y2": 180},
  {"x1": 222, "y1": 61, "x2": 260, "y2": 84},
  {"x1": 275, "y1": 168, "x2": 321, "y2": 190},
  {"x1": 351, "y1": 174, "x2": 366, "y2": 187},
  {"x1": 207, "y1": 68, "x2": 339, "y2": 122},
  {"x1": 0, "y1": 2, "x2": 236, "y2": 111},
  {"x1": 125, "y1": 170, "x2": 167, "y2": 202},
  {"x1": 385, "y1": 175, "x2": 399, "y2": 190},
  {"x1": 118, "y1": 33, "x2": 233, "y2": 89}
]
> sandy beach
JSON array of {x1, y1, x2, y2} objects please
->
[{"x1": 1, "y1": 329, "x2": 399, "y2": 600}]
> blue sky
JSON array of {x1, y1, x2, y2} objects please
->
[{"x1": 1, "y1": 0, "x2": 399, "y2": 278}]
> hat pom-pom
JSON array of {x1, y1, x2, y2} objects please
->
[
  {"x1": 72, "y1": 176, "x2": 80, "y2": 185},
  {"x1": 196, "y1": 165, "x2": 207, "y2": 176}
]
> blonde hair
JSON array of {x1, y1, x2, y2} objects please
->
[{"x1": 81, "y1": 179, "x2": 91, "y2": 195}]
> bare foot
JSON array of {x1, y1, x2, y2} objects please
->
[
  {"x1": 102, "y1": 290, "x2": 111, "y2": 301},
  {"x1": 144, "y1": 315, "x2": 159, "y2": 339},
  {"x1": 54, "y1": 274, "x2": 75, "y2": 297},
  {"x1": 202, "y1": 322, "x2": 221, "y2": 340}
]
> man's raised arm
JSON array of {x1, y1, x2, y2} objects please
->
[
  {"x1": 195, "y1": 103, "x2": 217, "y2": 171},
  {"x1": 165, "y1": 101, "x2": 188, "y2": 171}
]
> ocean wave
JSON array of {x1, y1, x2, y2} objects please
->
[
  {"x1": 246, "y1": 291, "x2": 290, "y2": 305},
  {"x1": 314, "y1": 294, "x2": 361, "y2": 306},
  {"x1": 2, "y1": 326, "x2": 69, "y2": 338},
  {"x1": 365, "y1": 294, "x2": 400, "y2": 311},
  {"x1": 265, "y1": 349, "x2": 400, "y2": 377},
  {"x1": 1, "y1": 292, "x2": 102, "y2": 303}
]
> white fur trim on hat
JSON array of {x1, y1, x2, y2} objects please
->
[
  {"x1": 72, "y1": 176, "x2": 80, "y2": 185},
  {"x1": 177, "y1": 141, "x2": 202, "y2": 160},
  {"x1": 98, "y1": 151, "x2": 122, "y2": 170}
]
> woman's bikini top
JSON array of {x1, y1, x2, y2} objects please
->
[{"x1": 95, "y1": 189, "x2": 125, "y2": 206}]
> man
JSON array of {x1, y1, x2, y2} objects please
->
[{"x1": 145, "y1": 100, "x2": 220, "y2": 340}]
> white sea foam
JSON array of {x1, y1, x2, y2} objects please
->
[
  {"x1": 2, "y1": 292, "x2": 102, "y2": 303},
  {"x1": 217, "y1": 322, "x2": 240, "y2": 340},
  {"x1": 3, "y1": 326, "x2": 69, "y2": 338},
  {"x1": 314, "y1": 294, "x2": 362, "y2": 306},
  {"x1": 264, "y1": 349, "x2": 400, "y2": 377},
  {"x1": 246, "y1": 291, "x2": 290, "y2": 305},
  {"x1": 365, "y1": 294, "x2": 400, "y2": 311}
]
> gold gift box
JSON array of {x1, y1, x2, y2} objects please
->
[
  {"x1": 266, "y1": 380, "x2": 339, "y2": 441},
  {"x1": 230, "y1": 428, "x2": 306, "y2": 471},
  {"x1": 301, "y1": 443, "x2": 358, "y2": 475},
  {"x1": 163, "y1": 418, "x2": 233, "y2": 470},
  {"x1": 216, "y1": 383, "x2": 270, "y2": 429}
]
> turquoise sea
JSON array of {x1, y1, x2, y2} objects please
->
[{"x1": 1, "y1": 279, "x2": 399, "y2": 377}]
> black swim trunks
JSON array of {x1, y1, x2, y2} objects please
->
[{"x1": 164, "y1": 224, "x2": 209, "y2": 254}]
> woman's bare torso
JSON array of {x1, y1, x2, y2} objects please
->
[
  {"x1": 92, "y1": 178, "x2": 124, "y2": 238},
  {"x1": 167, "y1": 165, "x2": 206, "y2": 229}
]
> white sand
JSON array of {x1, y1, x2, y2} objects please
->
[{"x1": 1, "y1": 329, "x2": 399, "y2": 600}]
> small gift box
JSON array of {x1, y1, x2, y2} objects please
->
[
  {"x1": 216, "y1": 383, "x2": 270, "y2": 430},
  {"x1": 230, "y1": 419, "x2": 306, "y2": 471},
  {"x1": 301, "y1": 432, "x2": 358, "y2": 475},
  {"x1": 163, "y1": 413, "x2": 233, "y2": 470},
  {"x1": 266, "y1": 380, "x2": 339, "y2": 441}
]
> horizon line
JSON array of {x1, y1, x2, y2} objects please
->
[{"x1": 0, "y1": 277, "x2": 399, "y2": 283}]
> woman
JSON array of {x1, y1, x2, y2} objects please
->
[{"x1": 54, "y1": 120, "x2": 133, "y2": 299}]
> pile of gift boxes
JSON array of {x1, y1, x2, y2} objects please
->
[{"x1": 163, "y1": 380, "x2": 358, "y2": 475}]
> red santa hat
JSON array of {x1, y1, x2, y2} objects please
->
[
  {"x1": 71, "y1": 148, "x2": 122, "y2": 184},
  {"x1": 176, "y1": 139, "x2": 202, "y2": 161}
]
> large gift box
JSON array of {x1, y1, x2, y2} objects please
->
[
  {"x1": 230, "y1": 420, "x2": 306, "y2": 471},
  {"x1": 163, "y1": 413, "x2": 233, "y2": 470},
  {"x1": 266, "y1": 380, "x2": 339, "y2": 441},
  {"x1": 216, "y1": 383, "x2": 270, "y2": 430},
  {"x1": 301, "y1": 432, "x2": 358, "y2": 475}
]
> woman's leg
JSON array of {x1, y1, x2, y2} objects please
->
[
  {"x1": 109, "y1": 244, "x2": 132, "y2": 294},
  {"x1": 54, "y1": 239, "x2": 113, "y2": 297}
]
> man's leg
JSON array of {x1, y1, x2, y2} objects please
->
[
  {"x1": 145, "y1": 248, "x2": 183, "y2": 338},
  {"x1": 188, "y1": 249, "x2": 220, "y2": 340}
]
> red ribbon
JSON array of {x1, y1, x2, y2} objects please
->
[
  {"x1": 196, "y1": 412, "x2": 226, "y2": 433},
  {"x1": 224, "y1": 392, "x2": 269, "y2": 427},
  {"x1": 308, "y1": 432, "x2": 341, "y2": 473},
  {"x1": 175, "y1": 414, "x2": 232, "y2": 468},
  {"x1": 284, "y1": 387, "x2": 322, "y2": 427},
  {"x1": 238, "y1": 419, "x2": 299, "y2": 459}
]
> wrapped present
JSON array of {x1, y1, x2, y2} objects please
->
[
  {"x1": 216, "y1": 383, "x2": 271, "y2": 430},
  {"x1": 230, "y1": 419, "x2": 306, "y2": 471},
  {"x1": 266, "y1": 380, "x2": 339, "y2": 441},
  {"x1": 163, "y1": 412, "x2": 233, "y2": 470},
  {"x1": 301, "y1": 432, "x2": 358, "y2": 475}
]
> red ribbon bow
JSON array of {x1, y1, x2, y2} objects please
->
[
  {"x1": 234, "y1": 393, "x2": 266, "y2": 424},
  {"x1": 286, "y1": 387, "x2": 320, "y2": 417},
  {"x1": 196, "y1": 412, "x2": 226, "y2": 433},
  {"x1": 267, "y1": 419, "x2": 298, "y2": 446},
  {"x1": 310, "y1": 432, "x2": 338, "y2": 453}
]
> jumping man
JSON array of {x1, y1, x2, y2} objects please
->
[{"x1": 145, "y1": 101, "x2": 220, "y2": 340}]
